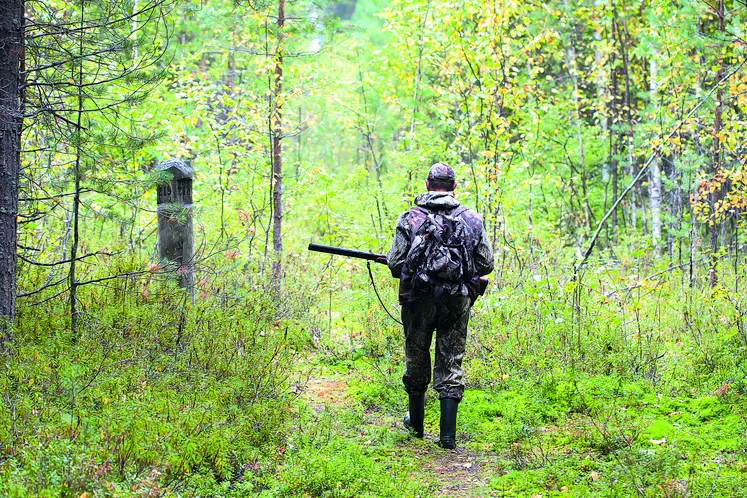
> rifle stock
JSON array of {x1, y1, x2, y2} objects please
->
[
  {"x1": 475, "y1": 276, "x2": 489, "y2": 296},
  {"x1": 467, "y1": 275, "x2": 489, "y2": 303}
]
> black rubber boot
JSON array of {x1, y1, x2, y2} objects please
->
[
  {"x1": 439, "y1": 398, "x2": 459, "y2": 449},
  {"x1": 403, "y1": 394, "x2": 425, "y2": 438}
]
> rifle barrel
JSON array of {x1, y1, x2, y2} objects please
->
[{"x1": 308, "y1": 243, "x2": 387, "y2": 263}]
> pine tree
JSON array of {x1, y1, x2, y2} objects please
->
[{"x1": 0, "y1": 0, "x2": 24, "y2": 341}]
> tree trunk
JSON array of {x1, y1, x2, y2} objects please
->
[
  {"x1": 70, "y1": 0, "x2": 86, "y2": 335},
  {"x1": 0, "y1": 0, "x2": 24, "y2": 340},
  {"x1": 649, "y1": 57, "x2": 662, "y2": 257},
  {"x1": 271, "y1": 0, "x2": 284, "y2": 286},
  {"x1": 667, "y1": 154, "x2": 680, "y2": 263},
  {"x1": 613, "y1": 8, "x2": 636, "y2": 233},
  {"x1": 594, "y1": 29, "x2": 608, "y2": 183},
  {"x1": 610, "y1": 59, "x2": 619, "y2": 243},
  {"x1": 131, "y1": 0, "x2": 138, "y2": 60},
  {"x1": 564, "y1": 0, "x2": 590, "y2": 230},
  {"x1": 710, "y1": 0, "x2": 726, "y2": 288},
  {"x1": 408, "y1": 0, "x2": 430, "y2": 151}
]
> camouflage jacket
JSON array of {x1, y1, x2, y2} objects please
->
[{"x1": 387, "y1": 192, "x2": 494, "y2": 303}]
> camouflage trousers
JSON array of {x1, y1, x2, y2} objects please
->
[{"x1": 401, "y1": 295, "x2": 472, "y2": 400}]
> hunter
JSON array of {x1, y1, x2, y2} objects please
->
[{"x1": 386, "y1": 163, "x2": 494, "y2": 449}]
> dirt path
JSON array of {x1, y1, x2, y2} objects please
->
[
  {"x1": 301, "y1": 371, "x2": 500, "y2": 497},
  {"x1": 303, "y1": 377, "x2": 349, "y2": 411}
]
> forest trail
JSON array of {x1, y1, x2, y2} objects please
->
[
  {"x1": 301, "y1": 367, "x2": 502, "y2": 497},
  {"x1": 412, "y1": 445, "x2": 498, "y2": 497}
]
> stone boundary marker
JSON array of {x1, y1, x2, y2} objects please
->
[{"x1": 156, "y1": 158, "x2": 194, "y2": 295}]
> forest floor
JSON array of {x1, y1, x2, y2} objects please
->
[
  {"x1": 301, "y1": 366, "x2": 501, "y2": 497},
  {"x1": 2, "y1": 279, "x2": 745, "y2": 497},
  {"x1": 289, "y1": 333, "x2": 746, "y2": 498}
]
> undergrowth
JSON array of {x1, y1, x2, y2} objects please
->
[
  {"x1": 317, "y1": 256, "x2": 747, "y2": 497},
  {"x1": 2, "y1": 254, "x2": 746, "y2": 496}
]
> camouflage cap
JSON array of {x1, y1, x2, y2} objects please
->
[{"x1": 427, "y1": 163, "x2": 456, "y2": 185}]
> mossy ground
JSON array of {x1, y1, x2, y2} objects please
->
[
  {"x1": 298, "y1": 355, "x2": 745, "y2": 497},
  {"x1": 1, "y1": 262, "x2": 746, "y2": 496},
  {"x1": 293, "y1": 262, "x2": 747, "y2": 497}
]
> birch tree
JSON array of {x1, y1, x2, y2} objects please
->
[
  {"x1": 649, "y1": 55, "x2": 662, "y2": 257},
  {"x1": 271, "y1": 0, "x2": 285, "y2": 287}
]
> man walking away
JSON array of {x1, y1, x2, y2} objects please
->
[{"x1": 386, "y1": 163, "x2": 494, "y2": 449}]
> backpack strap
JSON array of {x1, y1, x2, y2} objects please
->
[
  {"x1": 408, "y1": 206, "x2": 429, "y2": 236},
  {"x1": 450, "y1": 206, "x2": 468, "y2": 219}
]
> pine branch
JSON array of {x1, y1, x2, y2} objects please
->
[{"x1": 18, "y1": 251, "x2": 112, "y2": 267}]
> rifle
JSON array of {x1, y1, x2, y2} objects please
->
[
  {"x1": 308, "y1": 242, "x2": 489, "y2": 300},
  {"x1": 308, "y1": 243, "x2": 388, "y2": 264}
]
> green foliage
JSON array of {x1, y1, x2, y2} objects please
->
[
  {"x1": 9, "y1": 0, "x2": 747, "y2": 495},
  {"x1": 327, "y1": 258, "x2": 747, "y2": 497},
  {"x1": 0, "y1": 272, "x2": 301, "y2": 496},
  {"x1": 271, "y1": 427, "x2": 432, "y2": 497}
]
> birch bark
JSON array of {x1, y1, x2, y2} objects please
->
[
  {"x1": 649, "y1": 56, "x2": 662, "y2": 257},
  {"x1": 271, "y1": 0, "x2": 285, "y2": 286}
]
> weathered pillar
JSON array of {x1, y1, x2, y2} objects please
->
[{"x1": 156, "y1": 159, "x2": 194, "y2": 293}]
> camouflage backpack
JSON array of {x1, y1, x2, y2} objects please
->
[{"x1": 403, "y1": 206, "x2": 475, "y2": 298}]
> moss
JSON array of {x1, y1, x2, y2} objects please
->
[
  {"x1": 489, "y1": 469, "x2": 548, "y2": 495},
  {"x1": 693, "y1": 396, "x2": 731, "y2": 421},
  {"x1": 642, "y1": 418, "x2": 677, "y2": 440}
]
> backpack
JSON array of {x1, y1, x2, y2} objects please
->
[{"x1": 403, "y1": 206, "x2": 475, "y2": 298}]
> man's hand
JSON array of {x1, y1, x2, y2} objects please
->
[{"x1": 375, "y1": 256, "x2": 388, "y2": 265}]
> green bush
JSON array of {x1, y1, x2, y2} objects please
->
[{"x1": 0, "y1": 274, "x2": 301, "y2": 496}]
